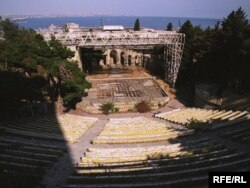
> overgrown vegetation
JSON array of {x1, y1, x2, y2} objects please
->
[
  {"x1": 80, "y1": 48, "x2": 104, "y2": 73},
  {"x1": 176, "y1": 7, "x2": 250, "y2": 99},
  {"x1": 100, "y1": 102, "x2": 119, "y2": 114},
  {"x1": 135, "y1": 101, "x2": 151, "y2": 113},
  {"x1": 145, "y1": 46, "x2": 165, "y2": 79},
  {"x1": 0, "y1": 20, "x2": 90, "y2": 119},
  {"x1": 186, "y1": 118, "x2": 205, "y2": 130}
]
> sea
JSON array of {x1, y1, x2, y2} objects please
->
[{"x1": 16, "y1": 16, "x2": 221, "y2": 30}]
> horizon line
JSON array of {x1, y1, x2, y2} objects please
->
[{"x1": 1, "y1": 14, "x2": 226, "y2": 20}]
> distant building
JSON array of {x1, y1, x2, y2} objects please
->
[
  {"x1": 48, "y1": 24, "x2": 58, "y2": 31},
  {"x1": 66, "y1": 23, "x2": 80, "y2": 29},
  {"x1": 103, "y1": 25, "x2": 124, "y2": 31},
  {"x1": 66, "y1": 23, "x2": 81, "y2": 33}
]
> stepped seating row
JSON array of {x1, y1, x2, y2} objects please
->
[
  {"x1": 79, "y1": 139, "x2": 224, "y2": 168},
  {"x1": 222, "y1": 97, "x2": 250, "y2": 112},
  {"x1": 65, "y1": 136, "x2": 250, "y2": 188},
  {"x1": 58, "y1": 114, "x2": 98, "y2": 142},
  {"x1": 218, "y1": 122, "x2": 250, "y2": 144},
  {"x1": 93, "y1": 117, "x2": 191, "y2": 144},
  {"x1": 0, "y1": 137, "x2": 66, "y2": 188},
  {"x1": 81, "y1": 136, "x2": 229, "y2": 166},
  {"x1": 0, "y1": 115, "x2": 72, "y2": 187},
  {"x1": 82, "y1": 143, "x2": 191, "y2": 164},
  {"x1": 80, "y1": 138, "x2": 212, "y2": 168},
  {"x1": 0, "y1": 114, "x2": 98, "y2": 142},
  {"x1": 155, "y1": 108, "x2": 249, "y2": 127}
]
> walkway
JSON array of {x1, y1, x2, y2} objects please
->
[
  {"x1": 68, "y1": 118, "x2": 108, "y2": 164},
  {"x1": 43, "y1": 118, "x2": 108, "y2": 188}
]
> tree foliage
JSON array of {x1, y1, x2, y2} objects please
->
[
  {"x1": 134, "y1": 18, "x2": 140, "y2": 31},
  {"x1": 176, "y1": 7, "x2": 250, "y2": 97},
  {"x1": 166, "y1": 22, "x2": 173, "y2": 31},
  {"x1": 0, "y1": 20, "x2": 90, "y2": 119},
  {"x1": 145, "y1": 46, "x2": 165, "y2": 79}
]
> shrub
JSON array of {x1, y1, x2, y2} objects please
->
[
  {"x1": 187, "y1": 118, "x2": 204, "y2": 130},
  {"x1": 100, "y1": 102, "x2": 118, "y2": 114},
  {"x1": 135, "y1": 101, "x2": 151, "y2": 113}
]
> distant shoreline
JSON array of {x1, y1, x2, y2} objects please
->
[{"x1": 5, "y1": 15, "x2": 223, "y2": 20}]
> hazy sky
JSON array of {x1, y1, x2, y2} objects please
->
[{"x1": 1, "y1": 0, "x2": 250, "y2": 18}]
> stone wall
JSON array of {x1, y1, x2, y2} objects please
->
[
  {"x1": 77, "y1": 97, "x2": 169, "y2": 114},
  {"x1": 69, "y1": 46, "x2": 151, "y2": 70}
]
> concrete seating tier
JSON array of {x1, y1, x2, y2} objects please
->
[
  {"x1": 0, "y1": 137, "x2": 66, "y2": 188},
  {"x1": 66, "y1": 152, "x2": 250, "y2": 187},
  {"x1": 155, "y1": 108, "x2": 249, "y2": 127},
  {"x1": 0, "y1": 114, "x2": 98, "y2": 142},
  {"x1": 216, "y1": 121, "x2": 250, "y2": 144},
  {"x1": 65, "y1": 135, "x2": 250, "y2": 188},
  {"x1": 58, "y1": 114, "x2": 98, "y2": 142},
  {"x1": 75, "y1": 151, "x2": 248, "y2": 175},
  {"x1": 82, "y1": 143, "x2": 192, "y2": 164},
  {"x1": 64, "y1": 111, "x2": 250, "y2": 188},
  {"x1": 78, "y1": 141, "x2": 228, "y2": 169},
  {"x1": 81, "y1": 137, "x2": 227, "y2": 166},
  {"x1": 93, "y1": 117, "x2": 191, "y2": 144}
]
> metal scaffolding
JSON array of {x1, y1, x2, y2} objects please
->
[{"x1": 48, "y1": 30, "x2": 185, "y2": 87}]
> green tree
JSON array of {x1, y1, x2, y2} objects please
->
[
  {"x1": 198, "y1": 7, "x2": 250, "y2": 92},
  {"x1": 166, "y1": 22, "x2": 173, "y2": 31},
  {"x1": 177, "y1": 7, "x2": 250, "y2": 97},
  {"x1": 221, "y1": 7, "x2": 249, "y2": 90},
  {"x1": 177, "y1": 21, "x2": 204, "y2": 87},
  {"x1": 134, "y1": 18, "x2": 140, "y2": 31},
  {"x1": 0, "y1": 20, "x2": 91, "y2": 118}
]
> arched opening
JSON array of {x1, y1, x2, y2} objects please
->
[
  {"x1": 103, "y1": 55, "x2": 107, "y2": 65},
  {"x1": 110, "y1": 50, "x2": 118, "y2": 65},
  {"x1": 142, "y1": 56, "x2": 147, "y2": 68},
  {"x1": 128, "y1": 55, "x2": 132, "y2": 66},
  {"x1": 120, "y1": 52, "x2": 125, "y2": 66}
]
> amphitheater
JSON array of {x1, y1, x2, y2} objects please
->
[
  {"x1": 1, "y1": 107, "x2": 250, "y2": 188},
  {"x1": 1, "y1": 24, "x2": 250, "y2": 188}
]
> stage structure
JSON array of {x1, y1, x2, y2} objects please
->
[{"x1": 39, "y1": 25, "x2": 185, "y2": 87}]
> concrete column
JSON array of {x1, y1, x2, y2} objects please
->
[
  {"x1": 105, "y1": 49, "x2": 110, "y2": 65},
  {"x1": 76, "y1": 47, "x2": 83, "y2": 71},
  {"x1": 116, "y1": 49, "x2": 121, "y2": 65},
  {"x1": 123, "y1": 51, "x2": 128, "y2": 67},
  {"x1": 138, "y1": 53, "x2": 143, "y2": 67}
]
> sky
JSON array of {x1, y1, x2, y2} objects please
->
[{"x1": 0, "y1": 0, "x2": 250, "y2": 19}]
